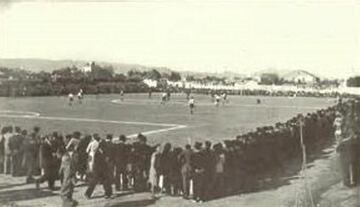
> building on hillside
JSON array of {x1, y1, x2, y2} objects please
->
[
  {"x1": 282, "y1": 70, "x2": 320, "y2": 84},
  {"x1": 81, "y1": 61, "x2": 95, "y2": 73}
]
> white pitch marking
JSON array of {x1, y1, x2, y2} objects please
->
[
  {"x1": 0, "y1": 110, "x2": 40, "y2": 117},
  {"x1": 127, "y1": 124, "x2": 187, "y2": 138},
  {"x1": 0, "y1": 112, "x2": 188, "y2": 138},
  {"x1": 0, "y1": 114, "x2": 180, "y2": 127}
]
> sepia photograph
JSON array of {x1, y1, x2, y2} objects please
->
[{"x1": 0, "y1": 0, "x2": 359, "y2": 206}]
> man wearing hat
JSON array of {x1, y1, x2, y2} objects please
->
[
  {"x1": 132, "y1": 133, "x2": 152, "y2": 192},
  {"x1": 85, "y1": 135, "x2": 113, "y2": 199},
  {"x1": 192, "y1": 142, "x2": 206, "y2": 203},
  {"x1": 337, "y1": 128, "x2": 359, "y2": 187},
  {"x1": 178, "y1": 144, "x2": 193, "y2": 199},
  {"x1": 115, "y1": 135, "x2": 130, "y2": 191},
  {"x1": 77, "y1": 134, "x2": 92, "y2": 181},
  {"x1": 201, "y1": 141, "x2": 215, "y2": 200},
  {"x1": 104, "y1": 134, "x2": 116, "y2": 186},
  {"x1": 36, "y1": 135, "x2": 57, "y2": 190},
  {"x1": 32, "y1": 126, "x2": 42, "y2": 176}
]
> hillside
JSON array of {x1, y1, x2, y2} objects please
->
[
  {"x1": 0, "y1": 58, "x2": 246, "y2": 79},
  {"x1": 0, "y1": 58, "x2": 170, "y2": 74}
]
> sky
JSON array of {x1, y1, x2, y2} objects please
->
[{"x1": 0, "y1": 0, "x2": 359, "y2": 78}]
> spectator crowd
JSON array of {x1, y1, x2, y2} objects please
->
[
  {"x1": 336, "y1": 98, "x2": 360, "y2": 187},
  {"x1": 0, "y1": 98, "x2": 351, "y2": 207}
]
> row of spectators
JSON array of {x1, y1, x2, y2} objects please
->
[
  {"x1": 0, "y1": 99, "x2": 349, "y2": 206},
  {"x1": 336, "y1": 98, "x2": 360, "y2": 187},
  {"x1": 177, "y1": 87, "x2": 359, "y2": 99}
]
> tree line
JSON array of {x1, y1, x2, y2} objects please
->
[{"x1": 0, "y1": 64, "x2": 171, "y2": 97}]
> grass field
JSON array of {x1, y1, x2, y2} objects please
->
[{"x1": 0, "y1": 93, "x2": 336, "y2": 146}]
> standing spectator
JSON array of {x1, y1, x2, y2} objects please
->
[
  {"x1": 352, "y1": 130, "x2": 360, "y2": 185},
  {"x1": 36, "y1": 135, "x2": 57, "y2": 190},
  {"x1": 169, "y1": 147, "x2": 183, "y2": 196},
  {"x1": 0, "y1": 126, "x2": 5, "y2": 173},
  {"x1": 85, "y1": 138, "x2": 113, "y2": 199},
  {"x1": 31, "y1": 126, "x2": 41, "y2": 176},
  {"x1": 212, "y1": 143, "x2": 226, "y2": 198},
  {"x1": 66, "y1": 132, "x2": 81, "y2": 173},
  {"x1": 192, "y1": 142, "x2": 206, "y2": 203},
  {"x1": 148, "y1": 144, "x2": 161, "y2": 198},
  {"x1": 57, "y1": 147, "x2": 78, "y2": 207},
  {"x1": 22, "y1": 130, "x2": 37, "y2": 183},
  {"x1": 77, "y1": 135, "x2": 91, "y2": 181},
  {"x1": 104, "y1": 134, "x2": 116, "y2": 186},
  {"x1": 178, "y1": 144, "x2": 193, "y2": 199},
  {"x1": 159, "y1": 143, "x2": 172, "y2": 194},
  {"x1": 127, "y1": 144, "x2": 136, "y2": 189},
  {"x1": 9, "y1": 127, "x2": 25, "y2": 176},
  {"x1": 133, "y1": 134, "x2": 152, "y2": 192},
  {"x1": 86, "y1": 134, "x2": 100, "y2": 173},
  {"x1": 115, "y1": 135, "x2": 130, "y2": 191},
  {"x1": 337, "y1": 131, "x2": 358, "y2": 187},
  {"x1": 3, "y1": 126, "x2": 13, "y2": 175},
  {"x1": 334, "y1": 112, "x2": 343, "y2": 145},
  {"x1": 202, "y1": 141, "x2": 215, "y2": 200}
]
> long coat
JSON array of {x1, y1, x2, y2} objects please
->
[
  {"x1": 148, "y1": 151, "x2": 161, "y2": 187},
  {"x1": 21, "y1": 136, "x2": 37, "y2": 169},
  {"x1": 179, "y1": 149, "x2": 193, "y2": 177},
  {"x1": 59, "y1": 152, "x2": 76, "y2": 201},
  {"x1": 39, "y1": 141, "x2": 56, "y2": 169}
]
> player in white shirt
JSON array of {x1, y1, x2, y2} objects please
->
[
  {"x1": 77, "y1": 89, "x2": 83, "y2": 104},
  {"x1": 161, "y1": 92, "x2": 167, "y2": 104},
  {"x1": 188, "y1": 96, "x2": 195, "y2": 114},
  {"x1": 214, "y1": 94, "x2": 221, "y2": 107},
  {"x1": 68, "y1": 93, "x2": 74, "y2": 106},
  {"x1": 222, "y1": 92, "x2": 228, "y2": 105},
  {"x1": 120, "y1": 90, "x2": 124, "y2": 101}
]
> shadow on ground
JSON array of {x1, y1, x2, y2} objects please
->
[
  {"x1": 0, "y1": 182, "x2": 29, "y2": 190},
  {"x1": 105, "y1": 198, "x2": 156, "y2": 207},
  {"x1": 0, "y1": 188, "x2": 56, "y2": 203}
]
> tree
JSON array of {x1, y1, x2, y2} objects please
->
[
  {"x1": 146, "y1": 69, "x2": 161, "y2": 80},
  {"x1": 168, "y1": 71, "x2": 181, "y2": 81},
  {"x1": 127, "y1": 69, "x2": 144, "y2": 82},
  {"x1": 36, "y1": 71, "x2": 52, "y2": 83},
  {"x1": 347, "y1": 76, "x2": 360, "y2": 87},
  {"x1": 186, "y1": 75, "x2": 195, "y2": 82},
  {"x1": 52, "y1": 67, "x2": 73, "y2": 83},
  {"x1": 114, "y1": 73, "x2": 127, "y2": 82},
  {"x1": 260, "y1": 73, "x2": 280, "y2": 85},
  {"x1": 90, "y1": 64, "x2": 114, "y2": 82}
]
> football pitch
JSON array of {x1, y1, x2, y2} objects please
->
[{"x1": 0, "y1": 93, "x2": 336, "y2": 146}]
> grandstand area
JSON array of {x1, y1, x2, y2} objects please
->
[{"x1": 0, "y1": 93, "x2": 336, "y2": 146}]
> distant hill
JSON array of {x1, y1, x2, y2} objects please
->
[
  {"x1": 253, "y1": 68, "x2": 293, "y2": 77},
  {"x1": 253, "y1": 68, "x2": 321, "y2": 80},
  {"x1": 0, "y1": 58, "x2": 245, "y2": 79},
  {"x1": 181, "y1": 70, "x2": 246, "y2": 80},
  {"x1": 0, "y1": 58, "x2": 319, "y2": 81},
  {"x1": 282, "y1": 70, "x2": 320, "y2": 79},
  {"x1": 0, "y1": 58, "x2": 172, "y2": 74}
]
